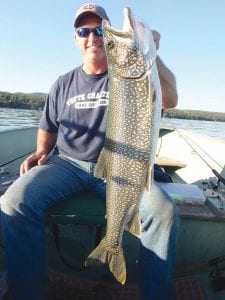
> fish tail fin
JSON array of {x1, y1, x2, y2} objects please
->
[
  {"x1": 85, "y1": 238, "x2": 127, "y2": 284},
  {"x1": 126, "y1": 210, "x2": 141, "y2": 237},
  {"x1": 94, "y1": 150, "x2": 107, "y2": 178}
]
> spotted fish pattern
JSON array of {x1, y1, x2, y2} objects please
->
[{"x1": 86, "y1": 7, "x2": 162, "y2": 284}]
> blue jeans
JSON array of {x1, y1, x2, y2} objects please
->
[
  {"x1": 139, "y1": 183, "x2": 178, "y2": 299},
  {"x1": 0, "y1": 154, "x2": 178, "y2": 300}
]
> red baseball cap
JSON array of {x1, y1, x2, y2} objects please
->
[{"x1": 74, "y1": 3, "x2": 110, "y2": 28}]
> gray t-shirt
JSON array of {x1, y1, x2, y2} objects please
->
[{"x1": 39, "y1": 66, "x2": 109, "y2": 162}]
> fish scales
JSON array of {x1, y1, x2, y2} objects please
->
[{"x1": 86, "y1": 7, "x2": 162, "y2": 284}]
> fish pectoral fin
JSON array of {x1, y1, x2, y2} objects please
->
[
  {"x1": 94, "y1": 150, "x2": 107, "y2": 178},
  {"x1": 85, "y1": 238, "x2": 127, "y2": 285},
  {"x1": 145, "y1": 167, "x2": 153, "y2": 191},
  {"x1": 126, "y1": 210, "x2": 141, "y2": 237}
]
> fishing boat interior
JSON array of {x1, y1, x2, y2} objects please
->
[{"x1": 0, "y1": 126, "x2": 225, "y2": 299}]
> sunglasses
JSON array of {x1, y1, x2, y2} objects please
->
[{"x1": 76, "y1": 26, "x2": 103, "y2": 38}]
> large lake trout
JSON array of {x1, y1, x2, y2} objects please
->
[{"x1": 86, "y1": 7, "x2": 162, "y2": 284}]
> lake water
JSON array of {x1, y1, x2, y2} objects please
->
[
  {"x1": 161, "y1": 117, "x2": 225, "y2": 141},
  {"x1": 0, "y1": 107, "x2": 224, "y2": 141},
  {"x1": 0, "y1": 108, "x2": 41, "y2": 130}
]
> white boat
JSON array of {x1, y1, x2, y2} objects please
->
[{"x1": 1, "y1": 125, "x2": 225, "y2": 299}]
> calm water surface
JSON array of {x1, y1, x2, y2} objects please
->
[
  {"x1": 0, "y1": 108, "x2": 224, "y2": 141},
  {"x1": 0, "y1": 108, "x2": 41, "y2": 130},
  {"x1": 161, "y1": 117, "x2": 225, "y2": 141}
]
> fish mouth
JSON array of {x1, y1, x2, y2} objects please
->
[
  {"x1": 123, "y1": 7, "x2": 133, "y2": 34},
  {"x1": 102, "y1": 7, "x2": 133, "y2": 38},
  {"x1": 102, "y1": 7, "x2": 156, "y2": 59}
]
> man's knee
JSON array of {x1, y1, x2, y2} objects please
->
[
  {"x1": 1, "y1": 185, "x2": 24, "y2": 217},
  {"x1": 1, "y1": 176, "x2": 39, "y2": 218},
  {"x1": 140, "y1": 182, "x2": 178, "y2": 225}
]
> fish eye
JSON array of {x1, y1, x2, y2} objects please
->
[{"x1": 106, "y1": 40, "x2": 114, "y2": 49}]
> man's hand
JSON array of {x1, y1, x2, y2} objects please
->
[
  {"x1": 20, "y1": 152, "x2": 48, "y2": 176},
  {"x1": 19, "y1": 129, "x2": 57, "y2": 176},
  {"x1": 150, "y1": 30, "x2": 178, "y2": 108}
]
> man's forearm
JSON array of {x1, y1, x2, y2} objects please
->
[
  {"x1": 36, "y1": 128, "x2": 57, "y2": 155},
  {"x1": 156, "y1": 56, "x2": 178, "y2": 109}
]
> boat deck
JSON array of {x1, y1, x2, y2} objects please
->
[
  {"x1": 1, "y1": 171, "x2": 225, "y2": 299},
  {"x1": 0, "y1": 268, "x2": 211, "y2": 300},
  {"x1": 47, "y1": 268, "x2": 208, "y2": 300}
]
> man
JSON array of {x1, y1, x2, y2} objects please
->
[{"x1": 1, "y1": 3, "x2": 178, "y2": 300}]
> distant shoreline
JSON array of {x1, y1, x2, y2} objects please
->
[
  {"x1": 0, "y1": 91, "x2": 46, "y2": 111},
  {"x1": 163, "y1": 108, "x2": 225, "y2": 122},
  {"x1": 0, "y1": 91, "x2": 224, "y2": 122}
]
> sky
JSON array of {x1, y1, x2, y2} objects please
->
[{"x1": 0, "y1": 0, "x2": 225, "y2": 112}]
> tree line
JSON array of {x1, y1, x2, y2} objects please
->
[
  {"x1": 0, "y1": 91, "x2": 46, "y2": 110},
  {"x1": 163, "y1": 108, "x2": 225, "y2": 122},
  {"x1": 0, "y1": 91, "x2": 225, "y2": 122}
]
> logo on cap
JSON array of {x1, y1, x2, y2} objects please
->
[{"x1": 82, "y1": 4, "x2": 96, "y2": 11}]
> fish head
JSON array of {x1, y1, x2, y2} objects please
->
[{"x1": 102, "y1": 7, "x2": 157, "y2": 78}]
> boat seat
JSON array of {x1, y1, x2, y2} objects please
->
[
  {"x1": 46, "y1": 191, "x2": 106, "y2": 226},
  {"x1": 0, "y1": 176, "x2": 106, "y2": 269},
  {"x1": 155, "y1": 155, "x2": 186, "y2": 170},
  {"x1": 46, "y1": 191, "x2": 106, "y2": 270}
]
